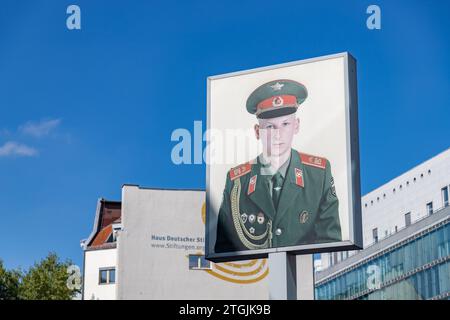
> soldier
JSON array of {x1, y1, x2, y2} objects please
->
[{"x1": 215, "y1": 79, "x2": 341, "y2": 253}]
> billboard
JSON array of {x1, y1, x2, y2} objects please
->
[{"x1": 206, "y1": 52, "x2": 362, "y2": 262}]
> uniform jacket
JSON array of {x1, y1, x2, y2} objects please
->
[{"x1": 215, "y1": 148, "x2": 341, "y2": 253}]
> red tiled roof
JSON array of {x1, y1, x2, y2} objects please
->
[{"x1": 91, "y1": 225, "x2": 113, "y2": 247}]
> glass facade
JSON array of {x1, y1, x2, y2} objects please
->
[{"x1": 315, "y1": 221, "x2": 450, "y2": 300}]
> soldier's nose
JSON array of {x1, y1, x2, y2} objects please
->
[{"x1": 272, "y1": 129, "x2": 281, "y2": 140}]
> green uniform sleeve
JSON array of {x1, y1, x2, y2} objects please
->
[
  {"x1": 315, "y1": 160, "x2": 342, "y2": 242},
  {"x1": 214, "y1": 172, "x2": 235, "y2": 253}
]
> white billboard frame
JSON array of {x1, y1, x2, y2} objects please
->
[{"x1": 206, "y1": 52, "x2": 363, "y2": 262}]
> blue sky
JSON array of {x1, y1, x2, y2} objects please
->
[{"x1": 0, "y1": 0, "x2": 449, "y2": 270}]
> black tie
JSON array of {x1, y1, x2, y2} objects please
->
[{"x1": 272, "y1": 172, "x2": 283, "y2": 210}]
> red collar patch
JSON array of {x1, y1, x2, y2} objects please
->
[
  {"x1": 299, "y1": 152, "x2": 327, "y2": 169},
  {"x1": 230, "y1": 163, "x2": 252, "y2": 181}
]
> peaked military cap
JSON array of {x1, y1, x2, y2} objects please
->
[{"x1": 246, "y1": 79, "x2": 308, "y2": 119}]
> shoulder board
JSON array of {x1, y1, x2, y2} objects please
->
[
  {"x1": 229, "y1": 163, "x2": 252, "y2": 180},
  {"x1": 299, "y1": 152, "x2": 327, "y2": 169}
]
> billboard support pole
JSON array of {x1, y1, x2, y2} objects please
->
[{"x1": 268, "y1": 252, "x2": 315, "y2": 300}]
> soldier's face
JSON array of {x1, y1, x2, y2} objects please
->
[{"x1": 255, "y1": 114, "x2": 299, "y2": 157}]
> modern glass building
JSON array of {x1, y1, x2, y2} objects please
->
[{"x1": 315, "y1": 206, "x2": 449, "y2": 300}]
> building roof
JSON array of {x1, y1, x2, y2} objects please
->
[
  {"x1": 84, "y1": 198, "x2": 121, "y2": 250},
  {"x1": 122, "y1": 183, "x2": 205, "y2": 192}
]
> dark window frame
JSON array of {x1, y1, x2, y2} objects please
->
[
  {"x1": 442, "y1": 186, "x2": 449, "y2": 207},
  {"x1": 98, "y1": 267, "x2": 116, "y2": 285},
  {"x1": 372, "y1": 228, "x2": 378, "y2": 243},
  {"x1": 426, "y1": 202, "x2": 433, "y2": 215}
]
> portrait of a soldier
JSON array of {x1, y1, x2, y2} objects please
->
[{"x1": 215, "y1": 79, "x2": 342, "y2": 253}]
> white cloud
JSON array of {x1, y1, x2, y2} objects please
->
[
  {"x1": 0, "y1": 141, "x2": 38, "y2": 157},
  {"x1": 19, "y1": 119, "x2": 61, "y2": 138},
  {"x1": 0, "y1": 128, "x2": 11, "y2": 136}
]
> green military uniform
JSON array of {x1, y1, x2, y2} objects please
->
[{"x1": 214, "y1": 79, "x2": 341, "y2": 253}]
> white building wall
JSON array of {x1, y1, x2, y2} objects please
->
[
  {"x1": 117, "y1": 186, "x2": 269, "y2": 299},
  {"x1": 320, "y1": 148, "x2": 450, "y2": 270},
  {"x1": 83, "y1": 248, "x2": 117, "y2": 300},
  {"x1": 361, "y1": 148, "x2": 449, "y2": 246}
]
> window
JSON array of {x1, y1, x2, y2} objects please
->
[
  {"x1": 106, "y1": 233, "x2": 114, "y2": 243},
  {"x1": 99, "y1": 270, "x2": 107, "y2": 284},
  {"x1": 188, "y1": 255, "x2": 211, "y2": 270},
  {"x1": 426, "y1": 202, "x2": 433, "y2": 215},
  {"x1": 442, "y1": 186, "x2": 449, "y2": 207},
  {"x1": 99, "y1": 268, "x2": 115, "y2": 285},
  {"x1": 109, "y1": 269, "x2": 115, "y2": 284},
  {"x1": 372, "y1": 228, "x2": 378, "y2": 243},
  {"x1": 405, "y1": 212, "x2": 411, "y2": 227}
]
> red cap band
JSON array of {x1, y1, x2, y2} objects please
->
[{"x1": 257, "y1": 95, "x2": 297, "y2": 111}]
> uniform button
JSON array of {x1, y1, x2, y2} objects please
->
[{"x1": 275, "y1": 228, "x2": 282, "y2": 236}]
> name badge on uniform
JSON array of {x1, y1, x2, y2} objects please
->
[
  {"x1": 295, "y1": 168, "x2": 304, "y2": 187},
  {"x1": 248, "y1": 175, "x2": 257, "y2": 195},
  {"x1": 299, "y1": 210, "x2": 309, "y2": 224}
]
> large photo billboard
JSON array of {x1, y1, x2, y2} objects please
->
[{"x1": 206, "y1": 52, "x2": 362, "y2": 262}]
